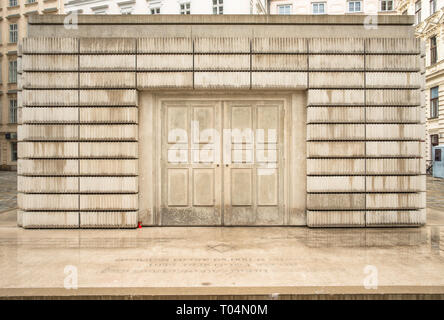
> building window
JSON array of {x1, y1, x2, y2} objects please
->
[
  {"x1": 180, "y1": 2, "x2": 191, "y2": 14},
  {"x1": 430, "y1": 86, "x2": 439, "y2": 118},
  {"x1": 8, "y1": 60, "x2": 17, "y2": 83},
  {"x1": 277, "y1": 4, "x2": 292, "y2": 14},
  {"x1": 312, "y1": 2, "x2": 326, "y2": 14},
  {"x1": 430, "y1": 36, "x2": 437, "y2": 65},
  {"x1": 380, "y1": 0, "x2": 393, "y2": 11},
  {"x1": 430, "y1": 0, "x2": 436, "y2": 14},
  {"x1": 431, "y1": 134, "x2": 439, "y2": 160},
  {"x1": 213, "y1": 0, "x2": 223, "y2": 14},
  {"x1": 11, "y1": 142, "x2": 17, "y2": 162},
  {"x1": 415, "y1": 1, "x2": 422, "y2": 24},
  {"x1": 150, "y1": 7, "x2": 160, "y2": 14},
  {"x1": 27, "y1": 0, "x2": 36, "y2": 3},
  {"x1": 9, "y1": 99, "x2": 17, "y2": 124},
  {"x1": 9, "y1": 0, "x2": 18, "y2": 7},
  {"x1": 348, "y1": 1, "x2": 362, "y2": 12},
  {"x1": 9, "y1": 24, "x2": 18, "y2": 44}
]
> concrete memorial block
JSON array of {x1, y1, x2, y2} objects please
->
[
  {"x1": 22, "y1": 55, "x2": 78, "y2": 71},
  {"x1": 307, "y1": 211, "x2": 365, "y2": 227},
  {"x1": 22, "y1": 37, "x2": 78, "y2": 54},
  {"x1": 80, "y1": 107, "x2": 138, "y2": 124},
  {"x1": 366, "y1": 209, "x2": 426, "y2": 226},
  {"x1": 309, "y1": 54, "x2": 364, "y2": 70},
  {"x1": 307, "y1": 107, "x2": 365, "y2": 123},
  {"x1": 79, "y1": 125, "x2": 138, "y2": 141},
  {"x1": 307, "y1": 124, "x2": 365, "y2": 140},
  {"x1": 18, "y1": 15, "x2": 424, "y2": 228},
  {"x1": 366, "y1": 193, "x2": 426, "y2": 210},
  {"x1": 79, "y1": 90, "x2": 137, "y2": 106},
  {"x1": 307, "y1": 141, "x2": 365, "y2": 157},
  {"x1": 80, "y1": 72, "x2": 135, "y2": 88},
  {"x1": 18, "y1": 176, "x2": 79, "y2": 193},
  {"x1": 21, "y1": 107, "x2": 79, "y2": 123},
  {"x1": 252, "y1": 37, "x2": 307, "y2": 53},
  {"x1": 365, "y1": 72, "x2": 421, "y2": 88},
  {"x1": 307, "y1": 159, "x2": 365, "y2": 175},
  {"x1": 252, "y1": 54, "x2": 307, "y2": 70},
  {"x1": 307, "y1": 193, "x2": 365, "y2": 210},
  {"x1": 18, "y1": 194, "x2": 79, "y2": 210},
  {"x1": 79, "y1": 177, "x2": 138, "y2": 193},
  {"x1": 80, "y1": 38, "x2": 136, "y2": 53},
  {"x1": 309, "y1": 72, "x2": 364, "y2": 88},
  {"x1": 21, "y1": 212, "x2": 79, "y2": 228},
  {"x1": 137, "y1": 54, "x2": 193, "y2": 70},
  {"x1": 22, "y1": 72, "x2": 78, "y2": 89},
  {"x1": 366, "y1": 176, "x2": 426, "y2": 192},
  {"x1": 19, "y1": 142, "x2": 79, "y2": 158},
  {"x1": 137, "y1": 72, "x2": 193, "y2": 88},
  {"x1": 80, "y1": 194, "x2": 138, "y2": 210},
  {"x1": 22, "y1": 90, "x2": 78, "y2": 106},
  {"x1": 366, "y1": 141, "x2": 422, "y2": 157},
  {"x1": 19, "y1": 124, "x2": 78, "y2": 141},
  {"x1": 80, "y1": 212, "x2": 138, "y2": 228},
  {"x1": 79, "y1": 142, "x2": 138, "y2": 158},
  {"x1": 80, "y1": 55, "x2": 135, "y2": 71},
  {"x1": 80, "y1": 159, "x2": 138, "y2": 175},
  {"x1": 137, "y1": 38, "x2": 192, "y2": 53},
  {"x1": 194, "y1": 72, "x2": 250, "y2": 88},
  {"x1": 365, "y1": 107, "x2": 421, "y2": 123},
  {"x1": 195, "y1": 54, "x2": 249, "y2": 70},
  {"x1": 307, "y1": 176, "x2": 365, "y2": 192},
  {"x1": 251, "y1": 72, "x2": 307, "y2": 88},
  {"x1": 366, "y1": 55, "x2": 420, "y2": 71},
  {"x1": 307, "y1": 89, "x2": 365, "y2": 105},
  {"x1": 18, "y1": 159, "x2": 79, "y2": 176}
]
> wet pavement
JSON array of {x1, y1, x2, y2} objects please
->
[{"x1": 0, "y1": 171, "x2": 443, "y2": 298}]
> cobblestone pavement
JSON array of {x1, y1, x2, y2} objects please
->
[
  {"x1": 427, "y1": 176, "x2": 444, "y2": 212},
  {"x1": 0, "y1": 171, "x2": 16, "y2": 213}
]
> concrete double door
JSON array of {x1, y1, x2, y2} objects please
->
[{"x1": 161, "y1": 100, "x2": 285, "y2": 226}]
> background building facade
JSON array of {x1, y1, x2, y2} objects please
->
[
  {"x1": 397, "y1": 0, "x2": 444, "y2": 163},
  {"x1": 0, "y1": 0, "x2": 63, "y2": 170},
  {"x1": 65, "y1": 0, "x2": 267, "y2": 15},
  {"x1": 269, "y1": 0, "x2": 399, "y2": 14}
]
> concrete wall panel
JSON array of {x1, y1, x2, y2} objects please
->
[
  {"x1": 18, "y1": 159, "x2": 79, "y2": 176},
  {"x1": 80, "y1": 72, "x2": 135, "y2": 88},
  {"x1": 366, "y1": 72, "x2": 421, "y2": 88},
  {"x1": 19, "y1": 125, "x2": 78, "y2": 141},
  {"x1": 23, "y1": 37, "x2": 78, "y2": 54},
  {"x1": 366, "y1": 107, "x2": 421, "y2": 123},
  {"x1": 307, "y1": 211, "x2": 365, "y2": 227},
  {"x1": 194, "y1": 37, "x2": 249, "y2": 53},
  {"x1": 307, "y1": 193, "x2": 365, "y2": 210},
  {"x1": 18, "y1": 176, "x2": 79, "y2": 193},
  {"x1": 366, "y1": 209, "x2": 426, "y2": 226},
  {"x1": 137, "y1": 54, "x2": 193, "y2": 70},
  {"x1": 309, "y1": 72, "x2": 364, "y2": 88},
  {"x1": 80, "y1": 38, "x2": 136, "y2": 53},
  {"x1": 366, "y1": 176, "x2": 426, "y2": 192},
  {"x1": 80, "y1": 55, "x2": 135, "y2": 70},
  {"x1": 22, "y1": 55, "x2": 78, "y2": 71},
  {"x1": 307, "y1": 159, "x2": 365, "y2": 175},
  {"x1": 307, "y1": 106, "x2": 365, "y2": 123},
  {"x1": 252, "y1": 54, "x2": 308, "y2": 70},
  {"x1": 80, "y1": 211, "x2": 138, "y2": 228},
  {"x1": 137, "y1": 72, "x2": 193, "y2": 88},
  {"x1": 366, "y1": 158, "x2": 422, "y2": 174},
  {"x1": 309, "y1": 38, "x2": 364, "y2": 53},
  {"x1": 80, "y1": 194, "x2": 138, "y2": 210},
  {"x1": 23, "y1": 90, "x2": 78, "y2": 106},
  {"x1": 366, "y1": 89, "x2": 420, "y2": 105},
  {"x1": 80, "y1": 107, "x2": 137, "y2": 123},
  {"x1": 252, "y1": 38, "x2": 307, "y2": 53},
  {"x1": 79, "y1": 159, "x2": 138, "y2": 175},
  {"x1": 307, "y1": 124, "x2": 365, "y2": 140},
  {"x1": 366, "y1": 124, "x2": 424, "y2": 140},
  {"x1": 80, "y1": 177, "x2": 138, "y2": 193},
  {"x1": 138, "y1": 38, "x2": 192, "y2": 53},
  {"x1": 22, "y1": 212, "x2": 79, "y2": 228},
  {"x1": 366, "y1": 55, "x2": 420, "y2": 71},
  {"x1": 366, "y1": 38, "x2": 420, "y2": 54},
  {"x1": 23, "y1": 72, "x2": 78, "y2": 89},
  {"x1": 307, "y1": 141, "x2": 365, "y2": 157},
  {"x1": 19, "y1": 142, "x2": 79, "y2": 158},
  {"x1": 18, "y1": 194, "x2": 79, "y2": 210},
  {"x1": 79, "y1": 125, "x2": 138, "y2": 141},
  {"x1": 309, "y1": 54, "x2": 364, "y2": 70},
  {"x1": 79, "y1": 90, "x2": 137, "y2": 106},
  {"x1": 194, "y1": 72, "x2": 249, "y2": 88},
  {"x1": 307, "y1": 176, "x2": 365, "y2": 192},
  {"x1": 366, "y1": 192, "x2": 425, "y2": 209},
  {"x1": 79, "y1": 142, "x2": 138, "y2": 158},
  {"x1": 251, "y1": 72, "x2": 307, "y2": 88},
  {"x1": 366, "y1": 141, "x2": 422, "y2": 157},
  {"x1": 195, "y1": 54, "x2": 249, "y2": 70},
  {"x1": 21, "y1": 107, "x2": 79, "y2": 123},
  {"x1": 307, "y1": 89, "x2": 365, "y2": 105}
]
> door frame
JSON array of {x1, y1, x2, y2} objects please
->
[{"x1": 140, "y1": 91, "x2": 301, "y2": 226}]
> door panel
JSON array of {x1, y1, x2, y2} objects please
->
[
  {"x1": 161, "y1": 102, "x2": 222, "y2": 225},
  {"x1": 223, "y1": 101, "x2": 284, "y2": 225}
]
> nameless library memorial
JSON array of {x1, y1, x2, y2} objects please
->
[{"x1": 16, "y1": 15, "x2": 425, "y2": 229}]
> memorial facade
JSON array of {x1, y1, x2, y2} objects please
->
[{"x1": 17, "y1": 15, "x2": 425, "y2": 228}]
